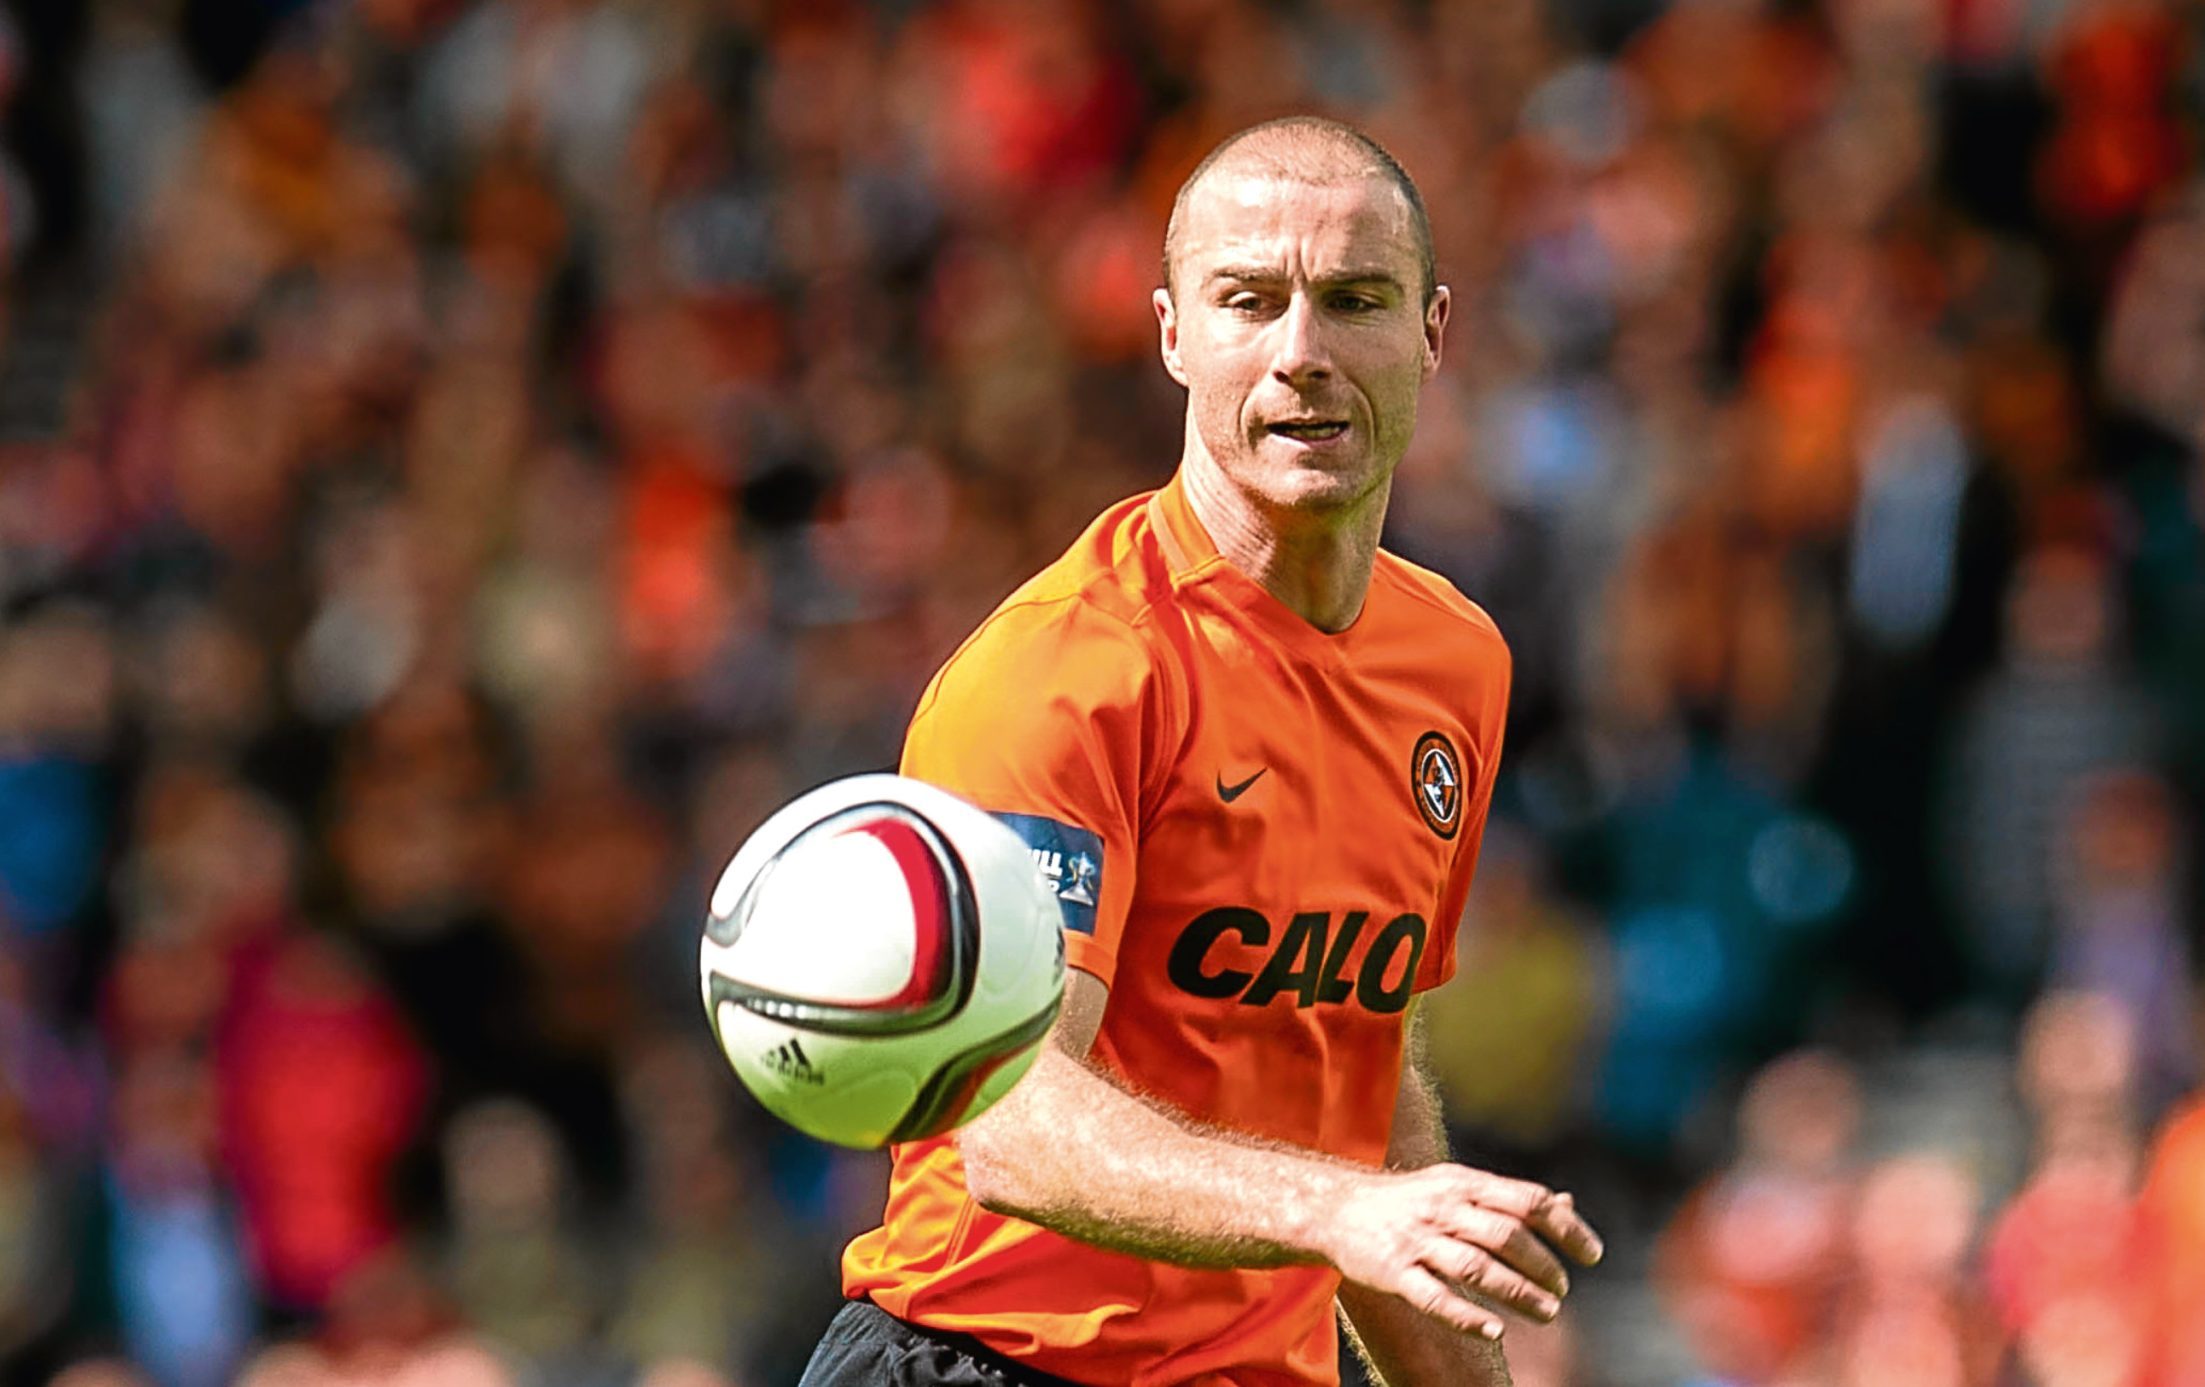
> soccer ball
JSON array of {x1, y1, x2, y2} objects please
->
[{"x1": 698, "y1": 774, "x2": 1067, "y2": 1149}]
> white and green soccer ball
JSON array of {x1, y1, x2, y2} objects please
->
[{"x1": 699, "y1": 774, "x2": 1067, "y2": 1149}]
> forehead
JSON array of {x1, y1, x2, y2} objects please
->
[{"x1": 1175, "y1": 170, "x2": 1419, "y2": 280}]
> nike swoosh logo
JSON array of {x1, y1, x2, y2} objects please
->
[{"x1": 1216, "y1": 768, "x2": 1267, "y2": 803}]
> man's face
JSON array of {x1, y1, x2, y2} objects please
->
[{"x1": 1156, "y1": 170, "x2": 1448, "y2": 516}]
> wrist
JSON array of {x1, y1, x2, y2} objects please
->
[{"x1": 1290, "y1": 1160, "x2": 1375, "y2": 1269}]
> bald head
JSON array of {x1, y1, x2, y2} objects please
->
[{"x1": 1163, "y1": 117, "x2": 1436, "y2": 305}]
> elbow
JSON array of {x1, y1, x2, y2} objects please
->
[
  {"x1": 954, "y1": 1043, "x2": 1070, "y2": 1216},
  {"x1": 957, "y1": 1120, "x2": 1030, "y2": 1216}
]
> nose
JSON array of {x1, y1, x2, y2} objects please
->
[{"x1": 1270, "y1": 293, "x2": 1333, "y2": 387}]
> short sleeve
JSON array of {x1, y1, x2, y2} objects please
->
[
  {"x1": 900, "y1": 596, "x2": 1168, "y2": 989},
  {"x1": 1415, "y1": 636, "x2": 1512, "y2": 993}
]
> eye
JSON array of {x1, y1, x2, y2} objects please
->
[
  {"x1": 1222, "y1": 292, "x2": 1270, "y2": 315},
  {"x1": 1330, "y1": 292, "x2": 1383, "y2": 313}
]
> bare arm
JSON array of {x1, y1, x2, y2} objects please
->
[
  {"x1": 1338, "y1": 1007, "x2": 1559, "y2": 1385},
  {"x1": 955, "y1": 972, "x2": 1602, "y2": 1340},
  {"x1": 958, "y1": 969, "x2": 1358, "y2": 1268}
]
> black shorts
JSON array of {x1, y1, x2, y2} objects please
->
[{"x1": 798, "y1": 1299, "x2": 1090, "y2": 1387}]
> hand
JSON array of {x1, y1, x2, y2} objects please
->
[{"x1": 1322, "y1": 1164, "x2": 1604, "y2": 1341}]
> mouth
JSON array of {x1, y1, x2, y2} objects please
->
[{"x1": 1264, "y1": 420, "x2": 1350, "y2": 444}]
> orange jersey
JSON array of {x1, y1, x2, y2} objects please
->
[{"x1": 842, "y1": 474, "x2": 1511, "y2": 1385}]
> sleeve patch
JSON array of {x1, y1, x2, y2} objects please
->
[{"x1": 991, "y1": 812, "x2": 1105, "y2": 936}]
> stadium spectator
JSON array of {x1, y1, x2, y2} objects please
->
[{"x1": 1655, "y1": 1050, "x2": 1862, "y2": 1384}]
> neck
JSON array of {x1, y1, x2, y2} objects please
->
[{"x1": 1179, "y1": 451, "x2": 1389, "y2": 634}]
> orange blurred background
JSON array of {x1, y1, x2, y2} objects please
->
[{"x1": 0, "y1": 1, "x2": 2202, "y2": 1384}]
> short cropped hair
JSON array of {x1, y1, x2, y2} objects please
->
[{"x1": 1162, "y1": 116, "x2": 1437, "y2": 305}]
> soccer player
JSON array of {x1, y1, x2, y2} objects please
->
[{"x1": 802, "y1": 117, "x2": 1604, "y2": 1387}]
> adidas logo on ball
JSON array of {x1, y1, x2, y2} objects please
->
[{"x1": 761, "y1": 1038, "x2": 825, "y2": 1085}]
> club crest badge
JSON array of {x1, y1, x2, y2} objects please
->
[{"x1": 1411, "y1": 731, "x2": 1463, "y2": 840}]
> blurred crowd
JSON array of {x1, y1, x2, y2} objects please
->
[{"x1": 0, "y1": 0, "x2": 2201, "y2": 1384}]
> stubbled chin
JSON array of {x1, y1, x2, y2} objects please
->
[
  {"x1": 1246, "y1": 450, "x2": 1385, "y2": 513},
  {"x1": 1263, "y1": 434, "x2": 1371, "y2": 472}
]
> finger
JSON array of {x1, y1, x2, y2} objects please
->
[
  {"x1": 1530, "y1": 1189, "x2": 1605, "y2": 1267},
  {"x1": 1423, "y1": 1239, "x2": 1561, "y2": 1324},
  {"x1": 1464, "y1": 1174, "x2": 1605, "y2": 1266},
  {"x1": 1433, "y1": 1204, "x2": 1570, "y2": 1298},
  {"x1": 1395, "y1": 1264, "x2": 1506, "y2": 1342}
]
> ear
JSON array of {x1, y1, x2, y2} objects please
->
[
  {"x1": 1155, "y1": 287, "x2": 1188, "y2": 387},
  {"x1": 1421, "y1": 285, "x2": 1451, "y2": 382}
]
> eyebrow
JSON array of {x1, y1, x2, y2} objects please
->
[{"x1": 1205, "y1": 265, "x2": 1407, "y2": 292}]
